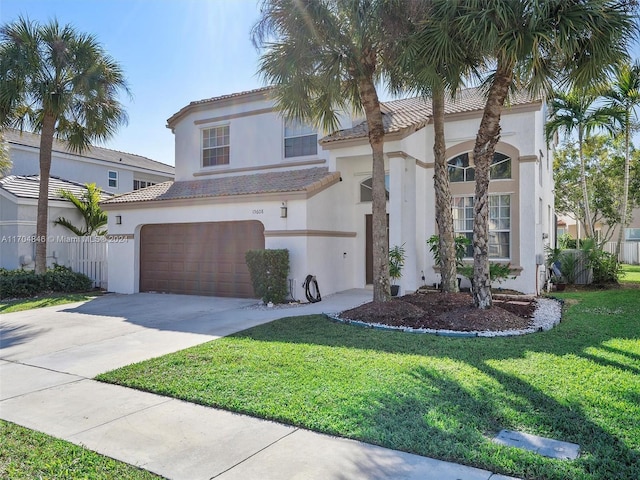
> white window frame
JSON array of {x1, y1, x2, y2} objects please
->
[
  {"x1": 447, "y1": 152, "x2": 511, "y2": 183},
  {"x1": 453, "y1": 194, "x2": 511, "y2": 260},
  {"x1": 359, "y1": 175, "x2": 390, "y2": 202},
  {"x1": 108, "y1": 170, "x2": 118, "y2": 188},
  {"x1": 202, "y1": 124, "x2": 230, "y2": 167},
  {"x1": 133, "y1": 179, "x2": 155, "y2": 190},
  {"x1": 284, "y1": 119, "x2": 317, "y2": 158}
]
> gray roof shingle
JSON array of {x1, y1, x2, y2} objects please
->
[
  {"x1": 3, "y1": 129, "x2": 175, "y2": 175},
  {"x1": 102, "y1": 167, "x2": 339, "y2": 204},
  {"x1": 0, "y1": 175, "x2": 114, "y2": 201},
  {"x1": 321, "y1": 87, "x2": 538, "y2": 144}
]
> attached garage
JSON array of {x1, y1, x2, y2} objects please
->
[{"x1": 139, "y1": 221, "x2": 264, "y2": 298}]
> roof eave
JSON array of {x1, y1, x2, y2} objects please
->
[{"x1": 166, "y1": 87, "x2": 275, "y2": 131}]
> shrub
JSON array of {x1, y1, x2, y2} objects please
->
[
  {"x1": 458, "y1": 262, "x2": 515, "y2": 286},
  {"x1": 0, "y1": 265, "x2": 93, "y2": 299},
  {"x1": 245, "y1": 249, "x2": 289, "y2": 304}
]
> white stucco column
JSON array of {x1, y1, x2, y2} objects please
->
[{"x1": 388, "y1": 152, "x2": 417, "y2": 294}]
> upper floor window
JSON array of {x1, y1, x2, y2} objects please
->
[
  {"x1": 447, "y1": 152, "x2": 511, "y2": 182},
  {"x1": 202, "y1": 125, "x2": 230, "y2": 167},
  {"x1": 133, "y1": 180, "x2": 155, "y2": 190},
  {"x1": 284, "y1": 119, "x2": 317, "y2": 158},
  {"x1": 360, "y1": 175, "x2": 389, "y2": 202},
  {"x1": 108, "y1": 170, "x2": 118, "y2": 188}
]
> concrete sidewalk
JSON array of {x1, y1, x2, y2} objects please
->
[{"x1": 1, "y1": 291, "x2": 519, "y2": 480}]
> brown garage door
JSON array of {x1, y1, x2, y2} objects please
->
[{"x1": 140, "y1": 221, "x2": 264, "y2": 298}]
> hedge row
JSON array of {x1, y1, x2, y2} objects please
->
[{"x1": 0, "y1": 265, "x2": 93, "y2": 299}]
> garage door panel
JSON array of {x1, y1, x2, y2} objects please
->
[{"x1": 140, "y1": 221, "x2": 264, "y2": 297}]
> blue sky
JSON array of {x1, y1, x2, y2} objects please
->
[
  {"x1": 0, "y1": 0, "x2": 265, "y2": 166},
  {"x1": 1, "y1": 1, "x2": 639, "y2": 167}
]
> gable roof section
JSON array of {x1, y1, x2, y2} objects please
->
[
  {"x1": 3, "y1": 129, "x2": 175, "y2": 176},
  {"x1": 102, "y1": 167, "x2": 339, "y2": 205},
  {"x1": 0, "y1": 175, "x2": 114, "y2": 201},
  {"x1": 166, "y1": 86, "x2": 274, "y2": 129},
  {"x1": 320, "y1": 87, "x2": 539, "y2": 145}
]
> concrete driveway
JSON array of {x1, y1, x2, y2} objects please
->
[{"x1": 0, "y1": 290, "x2": 371, "y2": 377}]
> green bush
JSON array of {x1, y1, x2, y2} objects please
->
[
  {"x1": 458, "y1": 262, "x2": 515, "y2": 286},
  {"x1": 588, "y1": 249, "x2": 621, "y2": 284},
  {"x1": 0, "y1": 265, "x2": 93, "y2": 299},
  {"x1": 245, "y1": 249, "x2": 289, "y2": 304}
]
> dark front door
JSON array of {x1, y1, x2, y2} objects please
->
[{"x1": 365, "y1": 214, "x2": 389, "y2": 285}]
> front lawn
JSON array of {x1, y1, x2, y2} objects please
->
[
  {"x1": 0, "y1": 420, "x2": 161, "y2": 479},
  {"x1": 0, "y1": 292, "x2": 98, "y2": 314},
  {"x1": 98, "y1": 289, "x2": 640, "y2": 480}
]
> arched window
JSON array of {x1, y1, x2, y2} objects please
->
[
  {"x1": 447, "y1": 152, "x2": 511, "y2": 182},
  {"x1": 360, "y1": 175, "x2": 390, "y2": 202}
]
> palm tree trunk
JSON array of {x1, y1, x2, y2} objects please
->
[
  {"x1": 359, "y1": 77, "x2": 390, "y2": 303},
  {"x1": 577, "y1": 129, "x2": 595, "y2": 239},
  {"x1": 35, "y1": 112, "x2": 56, "y2": 274},
  {"x1": 472, "y1": 65, "x2": 513, "y2": 309},
  {"x1": 432, "y1": 87, "x2": 458, "y2": 292},
  {"x1": 615, "y1": 110, "x2": 631, "y2": 258}
]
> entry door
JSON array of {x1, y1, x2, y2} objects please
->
[{"x1": 365, "y1": 214, "x2": 389, "y2": 285}]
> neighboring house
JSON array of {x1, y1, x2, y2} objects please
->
[
  {"x1": 4, "y1": 128, "x2": 174, "y2": 194},
  {"x1": 103, "y1": 86, "x2": 554, "y2": 298},
  {"x1": 0, "y1": 175, "x2": 112, "y2": 270}
]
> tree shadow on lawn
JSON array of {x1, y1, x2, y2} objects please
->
[{"x1": 232, "y1": 291, "x2": 640, "y2": 479}]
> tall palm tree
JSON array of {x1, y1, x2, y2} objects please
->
[
  {"x1": 604, "y1": 60, "x2": 640, "y2": 257},
  {"x1": 392, "y1": 0, "x2": 482, "y2": 293},
  {"x1": 253, "y1": 0, "x2": 402, "y2": 302},
  {"x1": 54, "y1": 183, "x2": 108, "y2": 236},
  {"x1": 453, "y1": 0, "x2": 635, "y2": 309},
  {"x1": 0, "y1": 17, "x2": 128, "y2": 273},
  {"x1": 545, "y1": 89, "x2": 623, "y2": 240}
]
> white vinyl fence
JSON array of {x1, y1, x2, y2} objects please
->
[
  {"x1": 66, "y1": 237, "x2": 108, "y2": 289},
  {"x1": 604, "y1": 242, "x2": 640, "y2": 265}
]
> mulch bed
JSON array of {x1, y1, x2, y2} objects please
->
[{"x1": 340, "y1": 292, "x2": 537, "y2": 332}]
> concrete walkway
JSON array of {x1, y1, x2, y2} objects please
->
[{"x1": 0, "y1": 291, "x2": 519, "y2": 480}]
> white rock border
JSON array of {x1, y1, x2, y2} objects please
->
[{"x1": 325, "y1": 297, "x2": 563, "y2": 337}]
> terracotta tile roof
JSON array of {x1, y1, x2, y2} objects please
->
[
  {"x1": 0, "y1": 175, "x2": 113, "y2": 201},
  {"x1": 102, "y1": 167, "x2": 339, "y2": 204},
  {"x1": 321, "y1": 87, "x2": 538, "y2": 144},
  {"x1": 3, "y1": 128, "x2": 175, "y2": 175}
]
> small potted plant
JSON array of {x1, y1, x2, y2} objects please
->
[{"x1": 389, "y1": 244, "x2": 406, "y2": 296}]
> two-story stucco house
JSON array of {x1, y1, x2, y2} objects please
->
[{"x1": 103, "y1": 86, "x2": 555, "y2": 298}]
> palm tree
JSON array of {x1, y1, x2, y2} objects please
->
[
  {"x1": 452, "y1": 0, "x2": 635, "y2": 309},
  {"x1": 54, "y1": 183, "x2": 108, "y2": 236},
  {"x1": 392, "y1": 0, "x2": 482, "y2": 293},
  {"x1": 545, "y1": 89, "x2": 623, "y2": 240},
  {"x1": 603, "y1": 60, "x2": 640, "y2": 257},
  {"x1": 0, "y1": 17, "x2": 128, "y2": 273},
  {"x1": 0, "y1": 130, "x2": 10, "y2": 177},
  {"x1": 253, "y1": 0, "x2": 402, "y2": 302}
]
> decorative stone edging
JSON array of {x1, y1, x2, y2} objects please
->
[{"x1": 325, "y1": 297, "x2": 563, "y2": 338}]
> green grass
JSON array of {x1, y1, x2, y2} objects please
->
[
  {"x1": 97, "y1": 289, "x2": 640, "y2": 480},
  {"x1": 620, "y1": 264, "x2": 640, "y2": 284},
  {"x1": 0, "y1": 420, "x2": 161, "y2": 479},
  {"x1": 0, "y1": 292, "x2": 98, "y2": 314}
]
